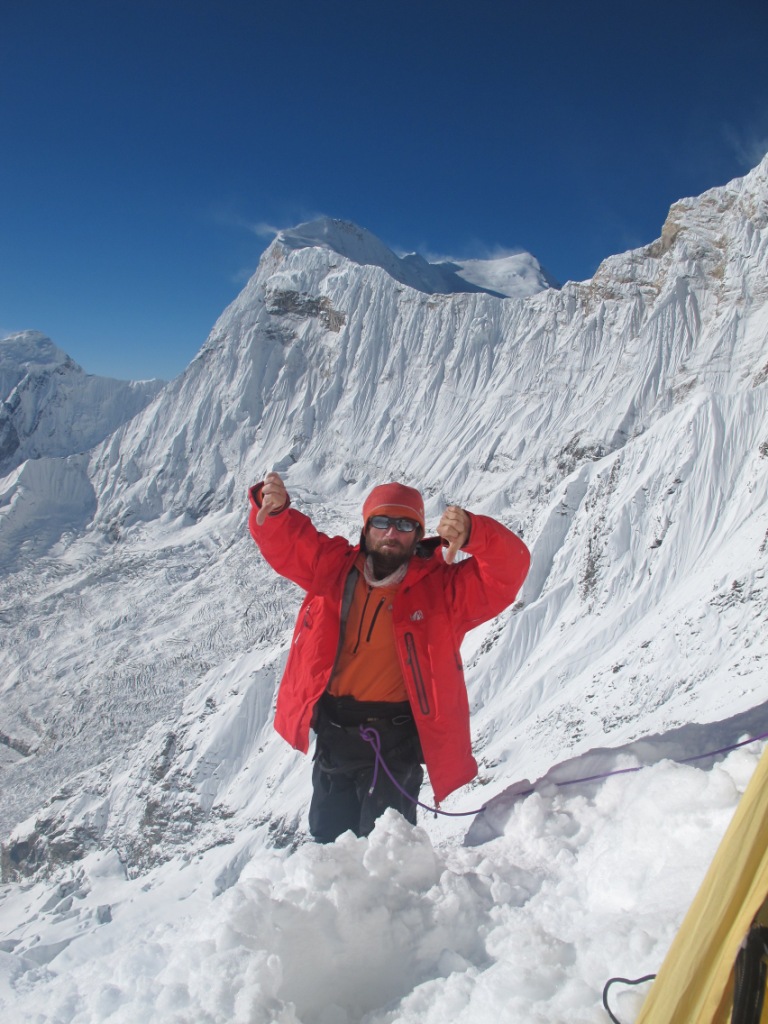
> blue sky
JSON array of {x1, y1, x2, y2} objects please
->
[{"x1": 2, "y1": 0, "x2": 767, "y2": 382}]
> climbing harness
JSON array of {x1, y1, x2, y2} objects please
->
[{"x1": 359, "y1": 725, "x2": 481, "y2": 817}]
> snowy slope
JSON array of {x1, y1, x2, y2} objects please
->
[{"x1": 1, "y1": 160, "x2": 768, "y2": 1022}]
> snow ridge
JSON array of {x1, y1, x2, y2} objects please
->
[{"x1": 277, "y1": 216, "x2": 559, "y2": 297}]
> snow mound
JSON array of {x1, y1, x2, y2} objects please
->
[{"x1": 0, "y1": 747, "x2": 761, "y2": 1023}]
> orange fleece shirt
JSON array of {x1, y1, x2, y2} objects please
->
[{"x1": 328, "y1": 556, "x2": 408, "y2": 702}]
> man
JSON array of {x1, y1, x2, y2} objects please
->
[{"x1": 249, "y1": 472, "x2": 530, "y2": 843}]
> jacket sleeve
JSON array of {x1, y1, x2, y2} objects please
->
[
  {"x1": 248, "y1": 483, "x2": 353, "y2": 593},
  {"x1": 447, "y1": 513, "x2": 531, "y2": 631}
]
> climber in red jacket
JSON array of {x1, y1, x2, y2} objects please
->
[{"x1": 249, "y1": 472, "x2": 530, "y2": 843}]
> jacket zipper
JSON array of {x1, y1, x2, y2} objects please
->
[
  {"x1": 405, "y1": 632, "x2": 430, "y2": 715},
  {"x1": 365, "y1": 598, "x2": 384, "y2": 642},
  {"x1": 351, "y1": 587, "x2": 385, "y2": 654},
  {"x1": 352, "y1": 588, "x2": 373, "y2": 654}
]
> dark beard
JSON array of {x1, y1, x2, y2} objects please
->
[{"x1": 369, "y1": 550, "x2": 409, "y2": 578}]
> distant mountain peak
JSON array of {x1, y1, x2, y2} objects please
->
[
  {"x1": 0, "y1": 331, "x2": 78, "y2": 392},
  {"x1": 0, "y1": 331, "x2": 165, "y2": 477}
]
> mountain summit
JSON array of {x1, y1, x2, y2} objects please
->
[{"x1": 275, "y1": 216, "x2": 559, "y2": 297}]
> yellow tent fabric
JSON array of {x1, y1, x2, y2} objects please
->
[{"x1": 635, "y1": 743, "x2": 768, "y2": 1024}]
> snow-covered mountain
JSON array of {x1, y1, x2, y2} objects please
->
[
  {"x1": 275, "y1": 218, "x2": 559, "y2": 298},
  {"x1": 1, "y1": 158, "x2": 767, "y2": 1023},
  {"x1": 0, "y1": 330, "x2": 166, "y2": 477}
]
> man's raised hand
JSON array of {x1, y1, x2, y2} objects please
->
[
  {"x1": 256, "y1": 472, "x2": 288, "y2": 526},
  {"x1": 436, "y1": 505, "x2": 470, "y2": 564}
]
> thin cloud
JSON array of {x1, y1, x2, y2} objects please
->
[
  {"x1": 211, "y1": 204, "x2": 334, "y2": 240},
  {"x1": 228, "y1": 211, "x2": 333, "y2": 284},
  {"x1": 248, "y1": 221, "x2": 283, "y2": 239},
  {"x1": 209, "y1": 206, "x2": 283, "y2": 239},
  {"x1": 723, "y1": 123, "x2": 768, "y2": 171},
  {"x1": 232, "y1": 264, "x2": 260, "y2": 285}
]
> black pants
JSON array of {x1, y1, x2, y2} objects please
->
[{"x1": 308, "y1": 693, "x2": 424, "y2": 844}]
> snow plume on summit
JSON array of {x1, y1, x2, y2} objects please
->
[{"x1": 1, "y1": 157, "x2": 768, "y2": 1022}]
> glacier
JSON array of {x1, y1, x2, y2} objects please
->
[{"x1": 0, "y1": 157, "x2": 767, "y2": 1022}]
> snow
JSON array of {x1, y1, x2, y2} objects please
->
[
  {"x1": 0, "y1": 744, "x2": 762, "y2": 1023},
  {"x1": 277, "y1": 218, "x2": 558, "y2": 298},
  {"x1": 430, "y1": 251, "x2": 561, "y2": 297},
  {"x1": 1, "y1": 153, "x2": 768, "y2": 1021},
  {"x1": 0, "y1": 331, "x2": 74, "y2": 393},
  {"x1": 0, "y1": 330, "x2": 165, "y2": 477}
]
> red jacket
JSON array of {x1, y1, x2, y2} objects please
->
[{"x1": 248, "y1": 485, "x2": 531, "y2": 803}]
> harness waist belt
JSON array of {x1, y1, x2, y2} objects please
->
[{"x1": 319, "y1": 691, "x2": 413, "y2": 728}]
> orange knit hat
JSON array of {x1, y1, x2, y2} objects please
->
[{"x1": 362, "y1": 482, "x2": 425, "y2": 532}]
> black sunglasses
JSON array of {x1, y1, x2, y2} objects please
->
[{"x1": 367, "y1": 515, "x2": 419, "y2": 533}]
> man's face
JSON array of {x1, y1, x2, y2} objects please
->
[{"x1": 366, "y1": 518, "x2": 419, "y2": 572}]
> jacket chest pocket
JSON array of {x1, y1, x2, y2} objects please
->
[
  {"x1": 293, "y1": 605, "x2": 315, "y2": 649},
  {"x1": 404, "y1": 632, "x2": 430, "y2": 715}
]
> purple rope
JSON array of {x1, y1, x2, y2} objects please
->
[
  {"x1": 359, "y1": 726, "x2": 483, "y2": 817},
  {"x1": 679, "y1": 730, "x2": 768, "y2": 763},
  {"x1": 359, "y1": 726, "x2": 768, "y2": 820},
  {"x1": 556, "y1": 729, "x2": 768, "y2": 790}
]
